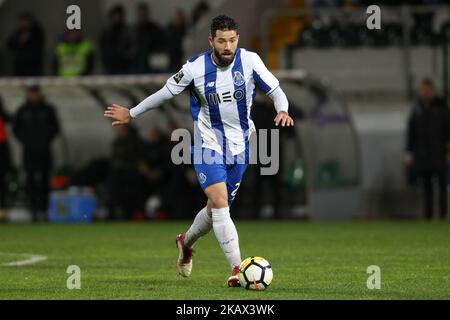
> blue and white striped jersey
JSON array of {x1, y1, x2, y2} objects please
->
[{"x1": 165, "y1": 48, "x2": 281, "y2": 157}]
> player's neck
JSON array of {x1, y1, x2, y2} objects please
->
[{"x1": 211, "y1": 51, "x2": 232, "y2": 68}]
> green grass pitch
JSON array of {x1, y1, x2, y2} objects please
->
[{"x1": 0, "y1": 220, "x2": 449, "y2": 299}]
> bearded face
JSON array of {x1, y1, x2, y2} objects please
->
[{"x1": 209, "y1": 29, "x2": 239, "y2": 67}]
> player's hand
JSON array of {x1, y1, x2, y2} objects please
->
[
  {"x1": 104, "y1": 104, "x2": 131, "y2": 126},
  {"x1": 274, "y1": 111, "x2": 294, "y2": 127}
]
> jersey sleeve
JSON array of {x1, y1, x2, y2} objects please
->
[
  {"x1": 251, "y1": 52, "x2": 280, "y2": 95},
  {"x1": 165, "y1": 62, "x2": 194, "y2": 95}
]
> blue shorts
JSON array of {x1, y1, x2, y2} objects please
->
[{"x1": 192, "y1": 147, "x2": 249, "y2": 205}]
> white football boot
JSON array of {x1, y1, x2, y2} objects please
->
[{"x1": 175, "y1": 233, "x2": 194, "y2": 277}]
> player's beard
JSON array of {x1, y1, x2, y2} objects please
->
[{"x1": 213, "y1": 48, "x2": 235, "y2": 67}]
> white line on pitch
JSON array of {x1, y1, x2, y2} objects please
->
[{"x1": 0, "y1": 252, "x2": 48, "y2": 267}]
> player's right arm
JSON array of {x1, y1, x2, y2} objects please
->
[{"x1": 104, "y1": 63, "x2": 193, "y2": 126}]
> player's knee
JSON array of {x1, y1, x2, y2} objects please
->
[{"x1": 209, "y1": 193, "x2": 228, "y2": 209}]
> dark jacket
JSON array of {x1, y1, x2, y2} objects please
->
[
  {"x1": 111, "y1": 127, "x2": 145, "y2": 171},
  {"x1": 166, "y1": 23, "x2": 185, "y2": 73},
  {"x1": 99, "y1": 24, "x2": 133, "y2": 75},
  {"x1": 406, "y1": 96, "x2": 450, "y2": 172},
  {"x1": 13, "y1": 102, "x2": 60, "y2": 169},
  {"x1": 131, "y1": 21, "x2": 165, "y2": 73},
  {"x1": 6, "y1": 23, "x2": 44, "y2": 76}
]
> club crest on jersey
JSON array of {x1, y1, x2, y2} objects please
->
[
  {"x1": 198, "y1": 172, "x2": 207, "y2": 184},
  {"x1": 233, "y1": 71, "x2": 245, "y2": 86}
]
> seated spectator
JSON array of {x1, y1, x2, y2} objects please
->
[
  {"x1": 53, "y1": 29, "x2": 94, "y2": 77},
  {"x1": 141, "y1": 127, "x2": 171, "y2": 216},
  {"x1": 108, "y1": 125, "x2": 147, "y2": 220},
  {"x1": 160, "y1": 124, "x2": 204, "y2": 218},
  {"x1": 6, "y1": 12, "x2": 44, "y2": 76}
]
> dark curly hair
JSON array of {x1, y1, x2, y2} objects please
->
[{"x1": 210, "y1": 15, "x2": 238, "y2": 38}]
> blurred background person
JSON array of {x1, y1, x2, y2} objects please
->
[
  {"x1": 251, "y1": 96, "x2": 299, "y2": 219},
  {"x1": 0, "y1": 48, "x2": 5, "y2": 76},
  {"x1": 130, "y1": 3, "x2": 165, "y2": 74},
  {"x1": 251, "y1": 97, "x2": 284, "y2": 219},
  {"x1": 307, "y1": 0, "x2": 342, "y2": 9},
  {"x1": 406, "y1": 79, "x2": 450, "y2": 220},
  {"x1": 6, "y1": 12, "x2": 44, "y2": 77},
  {"x1": 12, "y1": 86, "x2": 60, "y2": 222},
  {"x1": 166, "y1": 9, "x2": 187, "y2": 72},
  {"x1": 165, "y1": 124, "x2": 204, "y2": 218},
  {"x1": 190, "y1": 1, "x2": 210, "y2": 27},
  {"x1": 53, "y1": 29, "x2": 94, "y2": 77},
  {"x1": 0, "y1": 96, "x2": 11, "y2": 222},
  {"x1": 99, "y1": 5, "x2": 132, "y2": 75},
  {"x1": 108, "y1": 125, "x2": 146, "y2": 220},
  {"x1": 142, "y1": 127, "x2": 171, "y2": 217}
]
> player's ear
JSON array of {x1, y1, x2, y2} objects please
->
[{"x1": 208, "y1": 36, "x2": 213, "y2": 48}]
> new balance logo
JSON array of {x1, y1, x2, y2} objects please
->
[{"x1": 206, "y1": 81, "x2": 215, "y2": 87}]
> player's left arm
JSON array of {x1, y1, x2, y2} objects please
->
[
  {"x1": 270, "y1": 87, "x2": 294, "y2": 127},
  {"x1": 252, "y1": 52, "x2": 293, "y2": 127}
]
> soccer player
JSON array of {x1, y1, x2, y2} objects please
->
[{"x1": 104, "y1": 15, "x2": 294, "y2": 287}]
